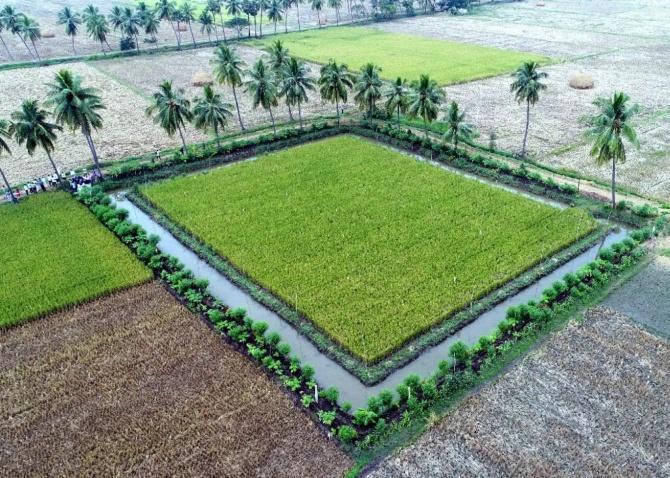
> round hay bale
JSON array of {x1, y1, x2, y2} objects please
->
[
  {"x1": 569, "y1": 74, "x2": 595, "y2": 90},
  {"x1": 192, "y1": 70, "x2": 214, "y2": 87},
  {"x1": 177, "y1": 24, "x2": 188, "y2": 32},
  {"x1": 42, "y1": 31, "x2": 56, "y2": 39}
]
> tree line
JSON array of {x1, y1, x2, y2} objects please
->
[
  {"x1": 0, "y1": 41, "x2": 638, "y2": 209},
  {"x1": 0, "y1": 0, "x2": 475, "y2": 60}
]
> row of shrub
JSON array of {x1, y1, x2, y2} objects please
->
[{"x1": 78, "y1": 184, "x2": 658, "y2": 448}]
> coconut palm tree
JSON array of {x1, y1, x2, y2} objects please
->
[
  {"x1": 146, "y1": 80, "x2": 193, "y2": 153},
  {"x1": 282, "y1": 0, "x2": 294, "y2": 32},
  {"x1": 207, "y1": 0, "x2": 227, "y2": 42},
  {"x1": 86, "y1": 12, "x2": 111, "y2": 53},
  {"x1": 108, "y1": 6, "x2": 124, "y2": 32},
  {"x1": 179, "y1": 1, "x2": 197, "y2": 47},
  {"x1": 384, "y1": 76, "x2": 409, "y2": 125},
  {"x1": 1, "y1": 6, "x2": 30, "y2": 58},
  {"x1": 408, "y1": 73, "x2": 444, "y2": 137},
  {"x1": 354, "y1": 62, "x2": 382, "y2": 119},
  {"x1": 245, "y1": 59, "x2": 279, "y2": 134},
  {"x1": 295, "y1": 0, "x2": 303, "y2": 30},
  {"x1": 0, "y1": 119, "x2": 16, "y2": 203},
  {"x1": 268, "y1": 40, "x2": 294, "y2": 120},
  {"x1": 0, "y1": 13, "x2": 13, "y2": 60},
  {"x1": 199, "y1": 9, "x2": 215, "y2": 44},
  {"x1": 267, "y1": 0, "x2": 283, "y2": 33},
  {"x1": 18, "y1": 16, "x2": 41, "y2": 61},
  {"x1": 510, "y1": 61, "x2": 547, "y2": 158},
  {"x1": 193, "y1": 84, "x2": 233, "y2": 147},
  {"x1": 241, "y1": 0, "x2": 258, "y2": 37},
  {"x1": 143, "y1": 10, "x2": 160, "y2": 45},
  {"x1": 582, "y1": 91, "x2": 640, "y2": 209},
  {"x1": 319, "y1": 60, "x2": 354, "y2": 125},
  {"x1": 280, "y1": 56, "x2": 314, "y2": 129},
  {"x1": 212, "y1": 44, "x2": 246, "y2": 129},
  {"x1": 310, "y1": 0, "x2": 323, "y2": 27},
  {"x1": 82, "y1": 5, "x2": 100, "y2": 23},
  {"x1": 10, "y1": 99, "x2": 63, "y2": 181},
  {"x1": 226, "y1": 0, "x2": 244, "y2": 39},
  {"x1": 45, "y1": 69, "x2": 106, "y2": 176},
  {"x1": 57, "y1": 7, "x2": 82, "y2": 55},
  {"x1": 444, "y1": 100, "x2": 474, "y2": 150},
  {"x1": 329, "y1": 0, "x2": 342, "y2": 24},
  {"x1": 155, "y1": 0, "x2": 182, "y2": 49},
  {"x1": 121, "y1": 7, "x2": 143, "y2": 51}
]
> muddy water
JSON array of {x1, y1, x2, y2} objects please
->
[{"x1": 113, "y1": 195, "x2": 627, "y2": 409}]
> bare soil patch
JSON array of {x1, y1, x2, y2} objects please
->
[
  {"x1": 0, "y1": 282, "x2": 352, "y2": 477},
  {"x1": 369, "y1": 306, "x2": 670, "y2": 477}
]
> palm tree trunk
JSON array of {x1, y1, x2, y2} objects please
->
[
  {"x1": 208, "y1": 31, "x2": 212, "y2": 45},
  {"x1": 0, "y1": 33, "x2": 13, "y2": 60},
  {"x1": 214, "y1": 26, "x2": 219, "y2": 42},
  {"x1": 521, "y1": 99, "x2": 530, "y2": 158},
  {"x1": 269, "y1": 105, "x2": 276, "y2": 134},
  {"x1": 232, "y1": 84, "x2": 245, "y2": 130},
  {"x1": 214, "y1": 124, "x2": 221, "y2": 148},
  {"x1": 347, "y1": 0, "x2": 352, "y2": 21},
  {"x1": 169, "y1": 19, "x2": 181, "y2": 49},
  {"x1": 177, "y1": 123, "x2": 188, "y2": 153},
  {"x1": 188, "y1": 21, "x2": 196, "y2": 47},
  {"x1": 317, "y1": 10, "x2": 321, "y2": 27},
  {"x1": 296, "y1": 3, "x2": 301, "y2": 31},
  {"x1": 100, "y1": 40, "x2": 106, "y2": 54},
  {"x1": 612, "y1": 158, "x2": 616, "y2": 210},
  {"x1": 83, "y1": 130, "x2": 102, "y2": 177},
  {"x1": 219, "y1": 14, "x2": 227, "y2": 42},
  {"x1": 253, "y1": 16, "x2": 257, "y2": 37},
  {"x1": 71, "y1": 35, "x2": 76, "y2": 54},
  {"x1": 298, "y1": 99, "x2": 303, "y2": 129},
  {"x1": 397, "y1": 104, "x2": 400, "y2": 125},
  {"x1": 274, "y1": 20, "x2": 277, "y2": 34},
  {"x1": 284, "y1": 12, "x2": 288, "y2": 32},
  {"x1": 30, "y1": 39, "x2": 41, "y2": 61},
  {"x1": 0, "y1": 166, "x2": 17, "y2": 204},
  {"x1": 336, "y1": 6, "x2": 340, "y2": 25},
  {"x1": 259, "y1": 7, "x2": 263, "y2": 37},
  {"x1": 335, "y1": 97, "x2": 340, "y2": 126},
  {"x1": 105, "y1": 38, "x2": 112, "y2": 51},
  {"x1": 424, "y1": 118, "x2": 428, "y2": 139},
  {"x1": 135, "y1": 34, "x2": 141, "y2": 52},
  {"x1": 20, "y1": 35, "x2": 35, "y2": 59},
  {"x1": 45, "y1": 150, "x2": 62, "y2": 181},
  {"x1": 287, "y1": 102, "x2": 294, "y2": 121}
]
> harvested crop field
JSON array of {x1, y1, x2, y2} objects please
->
[
  {"x1": 369, "y1": 307, "x2": 670, "y2": 478},
  {"x1": 0, "y1": 282, "x2": 352, "y2": 477},
  {"x1": 376, "y1": 0, "x2": 670, "y2": 198},
  {"x1": 0, "y1": 192, "x2": 150, "y2": 328},
  {"x1": 0, "y1": 60, "x2": 209, "y2": 184},
  {"x1": 139, "y1": 135, "x2": 596, "y2": 362}
]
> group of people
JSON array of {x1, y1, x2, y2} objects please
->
[{"x1": 2, "y1": 170, "x2": 102, "y2": 203}]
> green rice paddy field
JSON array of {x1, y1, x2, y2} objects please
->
[
  {"x1": 0, "y1": 192, "x2": 151, "y2": 328},
  {"x1": 250, "y1": 27, "x2": 551, "y2": 85},
  {"x1": 140, "y1": 135, "x2": 595, "y2": 362}
]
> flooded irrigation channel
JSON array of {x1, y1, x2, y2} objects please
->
[{"x1": 113, "y1": 193, "x2": 628, "y2": 409}]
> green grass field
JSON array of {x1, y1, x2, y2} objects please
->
[
  {"x1": 0, "y1": 192, "x2": 152, "y2": 328},
  {"x1": 140, "y1": 135, "x2": 595, "y2": 362},
  {"x1": 250, "y1": 26, "x2": 552, "y2": 85}
]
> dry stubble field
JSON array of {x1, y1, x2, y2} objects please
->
[
  {"x1": 376, "y1": 0, "x2": 670, "y2": 198},
  {"x1": 369, "y1": 307, "x2": 670, "y2": 478},
  {"x1": 0, "y1": 282, "x2": 352, "y2": 477}
]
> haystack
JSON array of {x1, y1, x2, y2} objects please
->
[
  {"x1": 536, "y1": 1, "x2": 545, "y2": 6},
  {"x1": 192, "y1": 70, "x2": 214, "y2": 87},
  {"x1": 569, "y1": 74, "x2": 594, "y2": 90},
  {"x1": 42, "y1": 31, "x2": 56, "y2": 39},
  {"x1": 177, "y1": 24, "x2": 188, "y2": 32}
]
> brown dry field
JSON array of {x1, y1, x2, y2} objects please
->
[
  {"x1": 0, "y1": 282, "x2": 352, "y2": 477},
  {"x1": 374, "y1": 0, "x2": 670, "y2": 198},
  {"x1": 369, "y1": 307, "x2": 670, "y2": 478}
]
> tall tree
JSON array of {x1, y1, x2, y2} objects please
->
[
  {"x1": 10, "y1": 99, "x2": 63, "y2": 181},
  {"x1": 155, "y1": 0, "x2": 182, "y2": 49},
  {"x1": 199, "y1": 9, "x2": 215, "y2": 44},
  {"x1": 443, "y1": 100, "x2": 474, "y2": 150},
  {"x1": 226, "y1": 0, "x2": 244, "y2": 39},
  {"x1": 280, "y1": 56, "x2": 315, "y2": 129},
  {"x1": 282, "y1": 0, "x2": 294, "y2": 32},
  {"x1": 212, "y1": 44, "x2": 246, "y2": 129},
  {"x1": 18, "y1": 16, "x2": 41, "y2": 61},
  {"x1": 179, "y1": 2, "x2": 197, "y2": 47},
  {"x1": 1, "y1": 6, "x2": 31, "y2": 58},
  {"x1": 58, "y1": 7, "x2": 82, "y2": 55},
  {"x1": 310, "y1": 0, "x2": 323, "y2": 27},
  {"x1": 319, "y1": 60, "x2": 353, "y2": 125},
  {"x1": 245, "y1": 59, "x2": 279, "y2": 134},
  {"x1": 295, "y1": 0, "x2": 303, "y2": 31},
  {"x1": 510, "y1": 61, "x2": 547, "y2": 158},
  {"x1": 257, "y1": 0, "x2": 269, "y2": 37},
  {"x1": 146, "y1": 80, "x2": 193, "y2": 153},
  {"x1": 267, "y1": 0, "x2": 283, "y2": 34},
  {"x1": 0, "y1": 11, "x2": 13, "y2": 60},
  {"x1": 45, "y1": 69, "x2": 106, "y2": 176},
  {"x1": 193, "y1": 84, "x2": 233, "y2": 147},
  {"x1": 0, "y1": 119, "x2": 16, "y2": 203},
  {"x1": 143, "y1": 10, "x2": 160, "y2": 45},
  {"x1": 207, "y1": 0, "x2": 227, "y2": 42},
  {"x1": 384, "y1": 76, "x2": 409, "y2": 125},
  {"x1": 268, "y1": 40, "x2": 294, "y2": 120},
  {"x1": 85, "y1": 12, "x2": 111, "y2": 53},
  {"x1": 354, "y1": 62, "x2": 382, "y2": 119},
  {"x1": 408, "y1": 73, "x2": 444, "y2": 137},
  {"x1": 582, "y1": 92, "x2": 640, "y2": 209},
  {"x1": 328, "y1": 0, "x2": 342, "y2": 25},
  {"x1": 82, "y1": 4, "x2": 100, "y2": 23}
]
